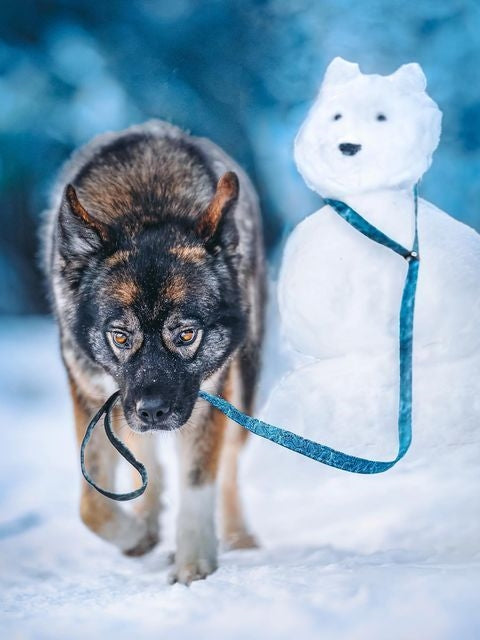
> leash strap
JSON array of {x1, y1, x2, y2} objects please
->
[
  {"x1": 81, "y1": 190, "x2": 419, "y2": 499},
  {"x1": 80, "y1": 390, "x2": 148, "y2": 501},
  {"x1": 199, "y1": 189, "x2": 420, "y2": 474}
]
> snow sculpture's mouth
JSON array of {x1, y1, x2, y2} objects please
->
[{"x1": 339, "y1": 142, "x2": 362, "y2": 156}]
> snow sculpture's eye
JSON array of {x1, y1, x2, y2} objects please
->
[
  {"x1": 333, "y1": 113, "x2": 342, "y2": 121},
  {"x1": 376, "y1": 113, "x2": 387, "y2": 121}
]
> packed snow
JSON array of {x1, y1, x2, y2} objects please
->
[{"x1": 0, "y1": 315, "x2": 479, "y2": 640}]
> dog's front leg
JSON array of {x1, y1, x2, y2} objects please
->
[
  {"x1": 121, "y1": 430, "x2": 163, "y2": 557},
  {"x1": 170, "y1": 403, "x2": 226, "y2": 585},
  {"x1": 70, "y1": 379, "x2": 152, "y2": 554}
]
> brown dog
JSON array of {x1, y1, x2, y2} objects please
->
[{"x1": 42, "y1": 120, "x2": 266, "y2": 583}]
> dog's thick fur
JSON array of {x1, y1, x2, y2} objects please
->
[{"x1": 42, "y1": 120, "x2": 266, "y2": 584}]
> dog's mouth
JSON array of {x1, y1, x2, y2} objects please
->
[
  {"x1": 131, "y1": 418, "x2": 181, "y2": 433},
  {"x1": 123, "y1": 409, "x2": 186, "y2": 433}
]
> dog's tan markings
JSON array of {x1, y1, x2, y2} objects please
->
[
  {"x1": 105, "y1": 250, "x2": 131, "y2": 267},
  {"x1": 106, "y1": 274, "x2": 140, "y2": 306},
  {"x1": 77, "y1": 171, "x2": 136, "y2": 225},
  {"x1": 196, "y1": 171, "x2": 239, "y2": 240},
  {"x1": 69, "y1": 376, "x2": 157, "y2": 554},
  {"x1": 187, "y1": 412, "x2": 227, "y2": 486},
  {"x1": 203, "y1": 393, "x2": 230, "y2": 482},
  {"x1": 163, "y1": 274, "x2": 188, "y2": 303},
  {"x1": 218, "y1": 361, "x2": 258, "y2": 549},
  {"x1": 69, "y1": 376, "x2": 92, "y2": 445},
  {"x1": 169, "y1": 245, "x2": 207, "y2": 263},
  {"x1": 68, "y1": 377, "x2": 118, "y2": 535},
  {"x1": 109, "y1": 278, "x2": 139, "y2": 306},
  {"x1": 185, "y1": 371, "x2": 234, "y2": 487},
  {"x1": 113, "y1": 280, "x2": 139, "y2": 305},
  {"x1": 66, "y1": 184, "x2": 111, "y2": 242}
]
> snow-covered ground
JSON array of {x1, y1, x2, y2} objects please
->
[{"x1": 1, "y1": 315, "x2": 479, "y2": 639}]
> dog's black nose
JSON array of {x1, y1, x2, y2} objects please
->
[
  {"x1": 136, "y1": 397, "x2": 171, "y2": 424},
  {"x1": 339, "y1": 142, "x2": 362, "y2": 156}
]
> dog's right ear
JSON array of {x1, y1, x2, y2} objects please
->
[
  {"x1": 195, "y1": 172, "x2": 239, "y2": 250},
  {"x1": 58, "y1": 184, "x2": 111, "y2": 259}
]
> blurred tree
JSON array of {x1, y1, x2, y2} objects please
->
[{"x1": 0, "y1": 0, "x2": 479, "y2": 314}]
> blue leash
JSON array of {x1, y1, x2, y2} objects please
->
[
  {"x1": 80, "y1": 390, "x2": 147, "y2": 501},
  {"x1": 81, "y1": 190, "x2": 420, "y2": 499}
]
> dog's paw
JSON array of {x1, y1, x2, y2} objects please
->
[
  {"x1": 169, "y1": 526, "x2": 218, "y2": 585},
  {"x1": 223, "y1": 530, "x2": 259, "y2": 551},
  {"x1": 168, "y1": 555, "x2": 217, "y2": 585},
  {"x1": 170, "y1": 484, "x2": 218, "y2": 585},
  {"x1": 123, "y1": 529, "x2": 159, "y2": 557}
]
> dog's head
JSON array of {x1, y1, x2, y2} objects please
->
[{"x1": 57, "y1": 172, "x2": 245, "y2": 432}]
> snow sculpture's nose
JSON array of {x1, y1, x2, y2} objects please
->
[{"x1": 339, "y1": 142, "x2": 362, "y2": 156}]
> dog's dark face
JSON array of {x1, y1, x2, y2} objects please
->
[{"x1": 58, "y1": 174, "x2": 246, "y2": 432}]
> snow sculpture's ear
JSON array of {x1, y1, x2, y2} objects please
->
[
  {"x1": 323, "y1": 57, "x2": 360, "y2": 87},
  {"x1": 390, "y1": 63, "x2": 427, "y2": 93}
]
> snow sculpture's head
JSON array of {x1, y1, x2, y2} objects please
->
[{"x1": 294, "y1": 57, "x2": 442, "y2": 198}]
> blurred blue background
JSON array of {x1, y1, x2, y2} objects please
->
[{"x1": 1, "y1": 0, "x2": 479, "y2": 315}]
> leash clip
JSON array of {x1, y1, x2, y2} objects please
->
[{"x1": 405, "y1": 250, "x2": 419, "y2": 262}]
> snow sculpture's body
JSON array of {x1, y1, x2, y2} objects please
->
[
  {"x1": 282, "y1": 57, "x2": 480, "y2": 363},
  {"x1": 257, "y1": 59, "x2": 480, "y2": 558}
]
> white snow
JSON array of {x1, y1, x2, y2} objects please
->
[
  {"x1": 294, "y1": 57, "x2": 442, "y2": 199},
  {"x1": 2, "y1": 62, "x2": 479, "y2": 637},
  {"x1": 263, "y1": 58, "x2": 480, "y2": 570},
  {"x1": 1, "y1": 315, "x2": 479, "y2": 640}
]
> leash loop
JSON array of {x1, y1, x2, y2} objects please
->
[{"x1": 80, "y1": 390, "x2": 148, "y2": 501}]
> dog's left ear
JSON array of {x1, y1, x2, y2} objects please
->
[
  {"x1": 59, "y1": 184, "x2": 112, "y2": 260},
  {"x1": 196, "y1": 172, "x2": 239, "y2": 249}
]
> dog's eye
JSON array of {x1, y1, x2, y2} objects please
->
[
  {"x1": 376, "y1": 113, "x2": 387, "y2": 121},
  {"x1": 333, "y1": 113, "x2": 342, "y2": 121},
  {"x1": 111, "y1": 331, "x2": 130, "y2": 348},
  {"x1": 178, "y1": 328, "x2": 197, "y2": 345}
]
